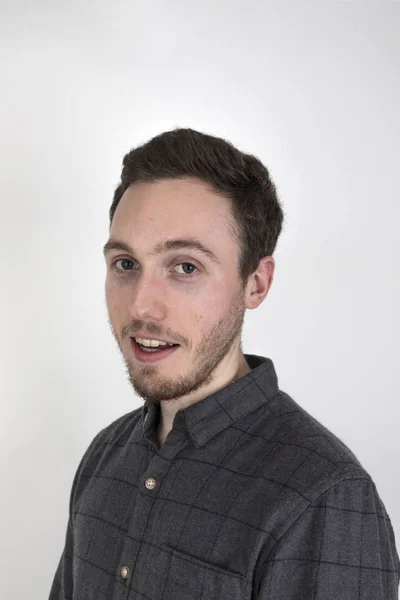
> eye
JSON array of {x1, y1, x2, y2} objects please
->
[
  {"x1": 174, "y1": 262, "x2": 199, "y2": 276},
  {"x1": 112, "y1": 258, "x2": 134, "y2": 271},
  {"x1": 112, "y1": 259, "x2": 199, "y2": 276}
]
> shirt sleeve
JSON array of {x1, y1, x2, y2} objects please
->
[
  {"x1": 48, "y1": 429, "x2": 106, "y2": 599},
  {"x1": 253, "y1": 476, "x2": 400, "y2": 599}
]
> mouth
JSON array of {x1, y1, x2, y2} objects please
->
[{"x1": 130, "y1": 337, "x2": 180, "y2": 363}]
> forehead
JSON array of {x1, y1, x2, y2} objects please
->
[{"x1": 110, "y1": 177, "x2": 236, "y2": 253}]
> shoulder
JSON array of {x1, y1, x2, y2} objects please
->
[
  {"x1": 69, "y1": 407, "x2": 143, "y2": 514},
  {"x1": 95, "y1": 405, "x2": 143, "y2": 443},
  {"x1": 253, "y1": 391, "x2": 400, "y2": 580},
  {"x1": 72, "y1": 407, "x2": 143, "y2": 480},
  {"x1": 262, "y1": 389, "x2": 371, "y2": 500},
  {"x1": 84, "y1": 406, "x2": 143, "y2": 458}
]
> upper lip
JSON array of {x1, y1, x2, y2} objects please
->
[{"x1": 130, "y1": 333, "x2": 179, "y2": 344}]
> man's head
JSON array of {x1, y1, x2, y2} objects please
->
[{"x1": 103, "y1": 128, "x2": 285, "y2": 405}]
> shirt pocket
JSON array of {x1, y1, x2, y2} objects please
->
[{"x1": 161, "y1": 543, "x2": 249, "y2": 600}]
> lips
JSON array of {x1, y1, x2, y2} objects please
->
[
  {"x1": 130, "y1": 337, "x2": 180, "y2": 363},
  {"x1": 131, "y1": 337, "x2": 179, "y2": 348},
  {"x1": 131, "y1": 336, "x2": 179, "y2": 346}
]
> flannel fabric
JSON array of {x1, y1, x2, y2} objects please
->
[{"x1": 49, "y1": 354, "x2": 399, "y2": 599}]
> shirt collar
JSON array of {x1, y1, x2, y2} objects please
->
[{"x1": 142, "y1": 354, "x2": 279, "y2": 448}]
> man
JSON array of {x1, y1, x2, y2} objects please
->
[{"x1": 49, "y1": 128, "x2": 399, "y2": 599}]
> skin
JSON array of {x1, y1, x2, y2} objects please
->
[{"x1": 104, "y1": 176, "x2": 275, "y2": 448}]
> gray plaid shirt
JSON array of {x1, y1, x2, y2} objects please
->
[{"x1": 49, "y1": 354, "x2": 400, "y2": 599}]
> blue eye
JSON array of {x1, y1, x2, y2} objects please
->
[
  {"x1": 113, "y1": 259, "x2": 134, "y2": 271},
  {"x1": 112, "y1": 259, "x2": 199, "y2": 276},
  {"x1": 174, "y1": 263, "x2": 198, "y2": 276}
]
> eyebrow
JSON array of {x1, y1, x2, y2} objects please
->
[{"x1": 102, "y1": 237, "x2": 221, "y2": 266}]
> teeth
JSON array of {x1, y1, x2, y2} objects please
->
[{"x1": 135, "y1": 337, "x2": 173, "y2": 347}]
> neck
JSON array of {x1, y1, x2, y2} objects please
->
[{"x1": 156, "y1": 357, "x2": 252, "y2": 448}]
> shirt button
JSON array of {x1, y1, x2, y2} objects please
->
[
  {"x1": 120, "y1": 565, "x2": 130, "y2": 579},
  {"x1": 145, "y1": 477, "x2": 156, "y2": 489}
]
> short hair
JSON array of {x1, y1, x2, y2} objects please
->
[{"x1": 109, "y1": 127, "x2": 285, "y2": 289}]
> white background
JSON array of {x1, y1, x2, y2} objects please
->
[{"x1": 0, "y1": 1, "x2": 399, "y2": 597}]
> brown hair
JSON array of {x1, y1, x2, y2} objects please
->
[{"x1": 109, "y1": 128, "x2": 286, "y2": 289}]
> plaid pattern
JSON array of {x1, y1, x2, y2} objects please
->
[{"x1": 49, "y1": 354, "x2": 399, "y2": 599}]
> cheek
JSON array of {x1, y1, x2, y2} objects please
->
[
  {"x1": 192, "y1": 293, "x2": 225, "y2": 327},
  {"x1": 105, "y1": 281, "x2": 126, "y2": 314},
  {"x1": 105, "y1": 273, "x2": 128, "y2": 294},
  {"x1": 203, "y1": 282, "x2": 231, "y2": 312}
]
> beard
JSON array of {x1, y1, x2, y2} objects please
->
[{"x1": 107, "y1": 284, "x2": 247, "y2": 405}]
